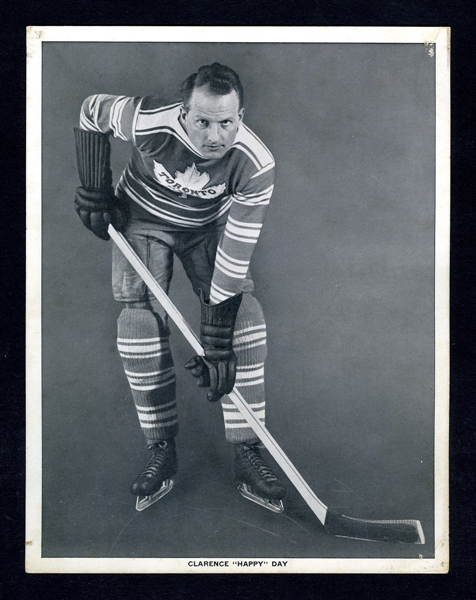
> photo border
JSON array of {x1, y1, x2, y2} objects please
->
[{"x1": 25, "y1": 25, "x2": 450, "y2": 574}]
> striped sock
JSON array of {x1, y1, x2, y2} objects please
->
[
  {"x1": 220, "y1": 294, "x2": 267, "y2": 444},
  {"x1": 117, "y1": 308, "x2": 178, "y2": 443}
]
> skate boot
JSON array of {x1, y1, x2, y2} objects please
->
[
  {"x1": 130, "y1": 439, "x2": 177, "y2": 511},
  {"x1": 234, "y1": 442, "x2": 286, "y2": 513}
]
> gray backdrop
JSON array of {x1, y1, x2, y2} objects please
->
[{"x1": 41, "y1": 42, "x2": 435, "y2": 560}]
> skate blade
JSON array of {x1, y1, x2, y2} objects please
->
[
  {"x1": 238, "y1": 483, "x2": 284, "y2": 514},
  {"x1": 135, "y1": 478, "x2": 174, "y2": 511}
]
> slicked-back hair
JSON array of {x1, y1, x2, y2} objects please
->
[{"x1": 180, "y1": 63, "x2": 244, "y2": 110}]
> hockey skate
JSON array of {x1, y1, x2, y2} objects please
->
[
  {"x1": 130, "y1": 439, "x2": 177, "y2": 511},
  {"x1": 234, "y1": 442, "x2": 286, "y2": 513}
]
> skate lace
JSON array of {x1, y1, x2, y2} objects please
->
[
  {"x1": 245, "y1": 446, "x2": 277, "y2": 482},
  {"x1": 142, "y1": 443, "x2": 167, "y2": 478}
]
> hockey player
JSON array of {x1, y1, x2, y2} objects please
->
[{"x1": 74, "y1": 62, "x2": 286, "y2": 512}]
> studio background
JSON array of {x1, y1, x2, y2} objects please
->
[{"x1": 41, "y1": 42, "x2": 435, "y2": 559}]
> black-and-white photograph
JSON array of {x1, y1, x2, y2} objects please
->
[{"x1": 26, "y1": 26, "x2": 449, "y2": 573}]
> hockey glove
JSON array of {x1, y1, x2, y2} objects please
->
[
  {"x1": 74, "y1": 187, "x2": 128, "y2": 241},
  {"x1": 185, "y1": 291, "x2": 242, "y2": 402},
  {"x1": 74, "y1": 128, "x2": 128, "y2": 240}
]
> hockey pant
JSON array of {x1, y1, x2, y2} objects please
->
[{"x1": 113, "y1": 225, "x2": 266, "y2": 445}]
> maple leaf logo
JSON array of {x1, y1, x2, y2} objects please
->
[
  {"x1": 152, "y1": 161, "x2": 226, "y2": 199},
  {"x1": 174, "y1": 163, "x2": 210, "y2": 190}
]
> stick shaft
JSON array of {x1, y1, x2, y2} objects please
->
[{"x1": 109, "y1": 225, "x2": 328, "y2": 524}]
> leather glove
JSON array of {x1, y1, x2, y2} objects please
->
[
  {"x1": 74, "y1": 127, "x2": 128, "y2": 240},
  {"x1": 185, "y1": 291, "x2": 242, "y2": 401},
  {"x1": 74, "y1": 186, "x2": 128, "y2": 240}
]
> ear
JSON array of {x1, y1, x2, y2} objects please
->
[
  {"x1": 180, "y1": 105, "x2": 187, "y2": 123},
  {"x1": 237, "y1": 108, "x2": 245, "y2": 126}
]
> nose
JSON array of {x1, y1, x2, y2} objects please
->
[{"x1": 207, "y1": 123, "x2": 220, "y2": 144}]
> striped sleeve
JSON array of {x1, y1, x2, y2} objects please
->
[
  {"x1": 209, "y1": 160, "x2": 275, "y2": 304},
  {"x1": 79, "y1": 94, "x2": 141, "y2": 142}
]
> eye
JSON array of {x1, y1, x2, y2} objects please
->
[
  {"x1": 221, "y1": 120, "x2": 231, "y2": 127},
  {"x1": 197, "y1": 119, "x2": 208, "y2": 128}
]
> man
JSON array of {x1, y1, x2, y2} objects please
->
[{"x1": 74, "y1": 62, "x2": 286, "y2": 512}]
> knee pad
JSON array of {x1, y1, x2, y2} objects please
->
[
  {"x1": 118, "y1": 307, "x2": 160, "y2": 339},
  {"x1": 236, "y1": 294, "x2": 266, "y2": 329},
  {"x1": 233, "y1": 294, "x2": 267, "y2": 362},
  {"x1": 119, "y1": 305, "x2": 170, "y2": 338}
]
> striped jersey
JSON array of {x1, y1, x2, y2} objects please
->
[{"x1": 79, "y1": 94, "x2": 275, "y2": 304}]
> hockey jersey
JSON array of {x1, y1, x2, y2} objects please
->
[{"x1": 79, "y1": 94, "x2": 275, "y2": 304}]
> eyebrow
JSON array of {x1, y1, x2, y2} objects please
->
[
  {"x1": 192, "y1": 109, "x2": 236, "y2": 119},
  {"x1": 195, "y1": 113, "x2": 234, "y2": 121}
]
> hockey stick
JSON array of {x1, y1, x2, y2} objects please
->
[{"x1": 109, "y1": 224, "x2": 425, "y2": 544}]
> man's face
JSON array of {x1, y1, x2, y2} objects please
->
[{"x1": 180, "y1": 86, "x2": 244, "y2": 160}]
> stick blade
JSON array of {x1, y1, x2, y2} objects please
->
[{"x1": 324, "y1": 509, "x2": 425, "y2": 544}]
